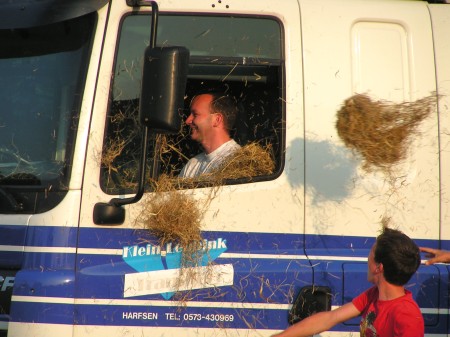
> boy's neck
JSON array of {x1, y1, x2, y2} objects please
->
[{"x1": 377, "y1": 282, "x2": 406, "y2": 301}]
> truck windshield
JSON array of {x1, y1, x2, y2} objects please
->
[{"x1": 0, "y1": 13, "x2": 95, "y2": 214}]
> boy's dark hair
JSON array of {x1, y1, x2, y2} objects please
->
[
  {"x1": 375, "y1": 227, "x2": 421, "y2": 286},
  {"x1": 192, "y1": 89, "x2": 238, "y2": 131}
]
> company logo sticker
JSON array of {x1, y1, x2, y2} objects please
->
[{"x1": 122, "y1": 238, "x2": 233, "y2": 299}]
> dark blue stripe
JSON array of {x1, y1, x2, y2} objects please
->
[
  {"x1": 10, "y1": 300, "x2": 448, "y2": 334},
  {"x1": 0, "y1": 251, "x2": 22, "y2": 268},
  {"x1": 12, "y1": 269, "x2": 75, "y2": 297},
  {"x1": 78, "y1": 227, "x2": 444, "y2": 255},
  {"x1": 0, "y1": 224, "x2": 26, "y2": 267},
  {"x1": 23, "y1": 250, "x2": 76, "y2": 270},
  {"x1": 8, "y1": 300, "x2": 300, "y2": 329},
  {"x1": 0, "y1": 224, "x2": 26, "y2": 246},
  {"x1": 0, "y1": 225, "x2": 77, "y2": 248},
  {"x1": 78, "y1": 228, "x2": 305, "y2": 253},
  {"x1": 10, "y1": 302, "x2": 74, "y2": 325},
  {"x1": 306, "y1": 235, "x2": 438, "y2": 258},
  {"x1": 76, "y1": 305, "x2": 289, "y2": 329},
  {"x1": 25, "y1": 226, "x2": 77, "y2": 248}
]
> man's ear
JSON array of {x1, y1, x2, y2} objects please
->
[{"x1": 213, "y1": 113, "x2": 224, "y2": 127}]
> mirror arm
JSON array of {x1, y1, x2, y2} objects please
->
[
  {"x1": 150, "y1": 1, "x2": 158, "y2": 48},
  {"x1": 106, "y1": 1, "x2": 158, "y2": 208}
]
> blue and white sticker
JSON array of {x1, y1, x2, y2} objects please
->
[{"x1": 122, "y1": 238, "x2": 233, "y2": 299}]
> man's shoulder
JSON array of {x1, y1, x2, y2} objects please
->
[
  {"x1": 187, "y1": 152, "x2": 207, "y2": 163},
  {"x1": 183, "y1": 153, "x2": 207, "y2": 170},
  {"x1": 220, "y1": 139, "x2": 241, "y2": 154},
  {"x1": 179, "y1": 152, "x2": 207, "y2": 178},
  {"x1": 209, "y1": 139, "x2": 240, "y2": 158},
  {"x1": 228, "y1": 139, "x2": 241, "y2": 149}
]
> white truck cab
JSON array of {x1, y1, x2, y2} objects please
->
[{"x1": 0, "y1": 0, "x2": 449, "y2": 336}]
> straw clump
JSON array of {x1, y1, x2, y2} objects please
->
[
  {"x1": 139, "y1": 142, "x2": 275, "y2": 265},
  {"x1": 217, "y1": 142, "x2": 275, "y2": 178},
  {"x1": 204, "y1": 142, "x2": 275, "y2": 182},
  {"x1": 139, "y1": 174, "x2": 202, "y2": 249},
  {"x1": 336, "y1": 94, "x2": 437, "y2": 172}
]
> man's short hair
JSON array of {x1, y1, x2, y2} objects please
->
[
  {"x1": 374, "y1": 227, "x2": 421, "y2": 286},
  {"x1": 192, "y1": 90, "x2": 238, "y2": 132}
]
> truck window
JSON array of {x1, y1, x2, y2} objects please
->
[
  {"x1": 101, "y1": 14, "x2": 284, "y2": 194},
  {"x1": 0, "y1": 13, "x2": 96, "y2": 213}
]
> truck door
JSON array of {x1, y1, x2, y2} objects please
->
[
  {"x1": 300, "y1": 0, "x2": 446, "y2": 335},
  {"x1": 78, "y1": 1, "x2": 309, "y2": 336}
]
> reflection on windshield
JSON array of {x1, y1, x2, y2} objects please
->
[{"x1": 0, "y1": 13, "x2": 95, "y2": 213}]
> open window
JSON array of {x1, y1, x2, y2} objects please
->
[{"x1": 101, "y1": 13, "x2": 284, "y2": 194}]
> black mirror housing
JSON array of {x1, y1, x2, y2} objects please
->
[
  {"x1": 93, "y1": 202, "x2": 125, "y2": 225},
  {"x1": 139, "y1": 46, "x2": 190, "y2": 133}
]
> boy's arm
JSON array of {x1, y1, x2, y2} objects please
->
[{"x1": 271, "y1": 302, "x2": 360, "y2": 337}]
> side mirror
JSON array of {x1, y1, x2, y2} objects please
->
[
  {"x1": 94, "y1": 3, "x2": 192, "y2": 226},
  {"x1": 94, "y1": 45, "x2": 190, "y2": 225},
  {"x1": 93, "y1": 202, "x2": 125, "y2": 226},
  {"x1": 139, "y1": 46, "x2": 190, "y2": 133}
]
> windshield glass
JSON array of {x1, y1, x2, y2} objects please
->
[{"x1": 0, "y1": 13, "x2": 95, "y2": 213}]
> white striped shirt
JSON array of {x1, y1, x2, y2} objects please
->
[{"x1": 179, "y1": 140, "x2": 240, "y2": 178}]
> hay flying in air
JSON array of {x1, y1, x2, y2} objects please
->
[{"x1": 336, "y1": 94, "x2": 437, "y2": 173}]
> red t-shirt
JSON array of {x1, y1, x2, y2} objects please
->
[{"x1": 352, "y1": 286, "x2": 424, "y2": 337}]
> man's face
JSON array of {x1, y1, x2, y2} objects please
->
[{"x1": 185, "y1": 94, "x2": 215, "y2": 144}]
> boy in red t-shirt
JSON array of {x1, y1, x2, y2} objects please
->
[{"x1": 272, "y1": 227, "x2": 424, "y2": 337}]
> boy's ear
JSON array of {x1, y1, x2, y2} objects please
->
[{"x1": 376, "y1": 263, "x2": 384, "y2": 273}]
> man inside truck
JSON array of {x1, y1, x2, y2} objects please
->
[
  {"x1": 273, "y1": 227, "x2": 424, "y2": 337},
  {"x1": 179, "y1": 90, "x2": 241, "y2": 178}
]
